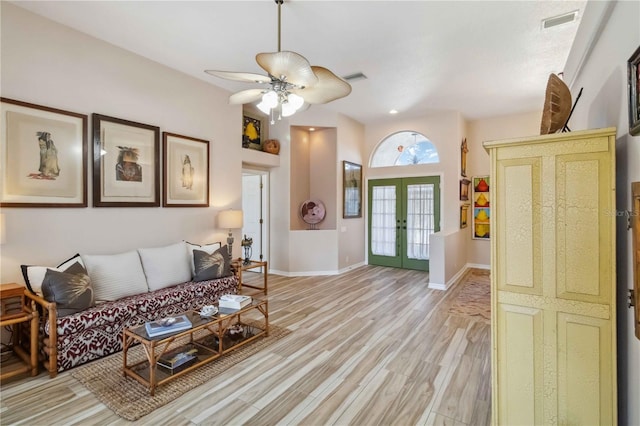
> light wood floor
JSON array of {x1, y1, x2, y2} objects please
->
[{"x1": 0, "y1": 265, "x2": 491, "y2": 426}]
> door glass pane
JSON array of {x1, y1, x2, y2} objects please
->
[
  {"x1": 371, "y1": 185, "x2": 397, "y2": 256},
  {"x1": 406, "y1": 183, "x2": 434, "y2": 260}
]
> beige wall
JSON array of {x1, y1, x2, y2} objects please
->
[
  {"x1": 0, "y1": 3, "x2": 242, "y2": 284},
  {"x1": 337, "y1": 114, "x2": 366, "y2": 270},
  {"x1": 310, "y1": 128, "x2": 337, "y2": 230},
  {"x1": 466, "y1": 110, "x2": 541, "y2": 266},
  {"x1": 563, "y1": 1, "x2": 640, "y2": 423},
  {"x1": 289, "y1": 127, "x2": 311, "y2": 231}
]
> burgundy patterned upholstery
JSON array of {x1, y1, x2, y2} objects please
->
[{"x1": 45, "y1": 276, "x2": 238, "y2": 372}]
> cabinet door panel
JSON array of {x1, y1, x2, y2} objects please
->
[
  {"x1": 557, "y1": 313, "x2": 614, "y2": 425},
  {"x1": 497, "y1": 158, "x2": 542, "y2": 295},
  {"x1": 556, "y1": 152, "x2": 613, "y2": 304},
  {"x1": 496, "y1": 304, "x2": 544, "y2": 425}
]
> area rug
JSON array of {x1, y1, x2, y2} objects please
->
[
  {"x1": 447, "y1": 269, "x2": 491, "y2": 323},
  {"x1": 71, "y1": 323, "x2": 290, "y2": 421}
]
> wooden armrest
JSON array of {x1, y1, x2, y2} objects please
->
[
  {"x1": 24, "y1": 291, "x2": 54, "y2": 311},
  {"x1": 23, "y1": 290, "x2": 58, "y2": 377}
]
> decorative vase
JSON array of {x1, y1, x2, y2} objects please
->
[{"x1": 263, "y1": 139, "x2": 280, "y2": 155}]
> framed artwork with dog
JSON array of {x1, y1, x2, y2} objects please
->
[
  {"x1": 0, "y1": 98, "x2": 88, "y2": 207},
  {"x1": 92, "y1": 114, "x2": 160, "y2": 207}
]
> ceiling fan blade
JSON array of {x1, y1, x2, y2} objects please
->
[
  {"x1": 256, "y1": 51, "x2": 318, "y2": 88},
  {"x1": 229, "y1": 89, "x2": 266, "y2": 105},
  {"x1": 204, "y1": 70, "x2": 271, "y2": 84},
  {"x1": 292, "y1": 66, "x2": 352, "y2": 104}
]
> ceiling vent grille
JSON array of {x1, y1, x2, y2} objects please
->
[
  {"x1": 343, "y1": 72, "x2": 368, "y2": 82},
  {"x1": 542, "y1": 10, "x2": 579, "y2": 29}
]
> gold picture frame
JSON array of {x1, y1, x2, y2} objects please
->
[{"x1": 0, "y1": 98, "x2": 88, "y2": 207}]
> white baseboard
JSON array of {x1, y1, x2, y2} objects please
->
[
  {"x1": 428, "y1": 263, "x2": 491, "y2": 291},
  {"x1": 270, "y1": 261, "x2": 365, "y2": 277},
  {"x1": 466, "y1": 263, "x2": 490, "y2": 270}
]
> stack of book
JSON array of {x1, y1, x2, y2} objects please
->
[
  {"x1": 157, "y1": 344, "x2": 198, "y2": 373},
  {"x1": 219, "y1": 294, "x2": 252, "y2": 310},
  {"x1": 145, "y1": 315, "x2": 192, "y2": 338}
]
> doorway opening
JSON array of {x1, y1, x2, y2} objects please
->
[{"x1": 241, "y1": 169, "x2": 269, "y2": 264}]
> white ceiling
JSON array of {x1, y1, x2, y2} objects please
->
[{"x1": 11, "y1": 0, "x2": 586, "y2": 125}]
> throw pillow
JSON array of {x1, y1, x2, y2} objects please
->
[
  {"x1": 21, "y1": 253, "x2": 85, "y2": 296},
  {"x1": 81, "y1": 251, "x2": 149, "y2": 301},
  {"x1": 193, "y1": 245, "x2": 231, "y2": 282},
  {"x1": 185, "y1": 241, "x2": 222, "y2": 276},
  {"x1": 41, "y1": 262, "x2": 95, "y2": 317},
  {"x1": 138, "y1": 242, "x2": 191, "y2": 291}
]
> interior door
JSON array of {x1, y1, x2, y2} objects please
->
[
  {"x1": 368, "y1": 176, "x2": 440, "y2": 270},
  {"x1": 242, "y1": 172, "x2": 267, "y2": 262}
]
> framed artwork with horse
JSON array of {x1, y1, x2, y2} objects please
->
[{"x1": 0, "y1": 98, "x2": 88, "y2": 207}]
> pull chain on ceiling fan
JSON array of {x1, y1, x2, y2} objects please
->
[{"x1": 205, "y1": 0, "x2": 351, "y2": 123}]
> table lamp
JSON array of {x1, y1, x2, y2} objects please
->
[{"x1": 218, "y1": 209, "x2": 243, "y2": 261}]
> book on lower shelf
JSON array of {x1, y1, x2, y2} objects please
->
[
  {"x1": 145, "y1": 315, "x2": 192, "y2": 338},
  {"x1": 219, "y1": 294, "x2": 252, "y2": 310},
  {"x1": 157, "y1": 344, "x2": 198, "y2": 372}
]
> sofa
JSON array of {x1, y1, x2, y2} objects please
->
[{"x1": 21, "y1": 241, "x2": 238, "y2": 377}]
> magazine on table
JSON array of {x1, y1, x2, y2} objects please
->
[{"x1": 145, "y1": 314, "x2": 192, "y2": 338}]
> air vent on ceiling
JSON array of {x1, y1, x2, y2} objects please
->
[
  {"x1": 542, "y1": 10, "x2": 579, "y2": 29},
  {"x1": 343, "y1": 72, "x2": 368, "y2": 82}
]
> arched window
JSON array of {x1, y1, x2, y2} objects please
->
[{"x1": 370, "y1": 131, "x2": 439, "y2": 168}]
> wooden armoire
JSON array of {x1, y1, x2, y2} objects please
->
[{"x1": 483, "y1": 127, "x2": 617, "y2": 425}]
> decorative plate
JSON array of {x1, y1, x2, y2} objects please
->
[{"x1": 300, "y1": 199, "x2": 326, "y2": 225}]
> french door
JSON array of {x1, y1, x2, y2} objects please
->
[{"x1": 368, "y1": 176, "x2": 440, "y2": 270}]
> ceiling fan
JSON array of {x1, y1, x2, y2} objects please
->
[{"x1": 205, "y1": 0, "x2": 351, "y2": 122}]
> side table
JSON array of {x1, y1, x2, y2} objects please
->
[
  {"x1": 0, "y1": 283, "x2": 39, "y2": 380},
  {"x1": 235, "y1": 259, "x2": 268, "y2": 295}
]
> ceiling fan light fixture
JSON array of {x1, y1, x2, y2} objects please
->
[{"x1": 204, "y1": 0, "x2": 351, "y2": 119}]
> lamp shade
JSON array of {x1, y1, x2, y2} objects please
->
[{"x1": 218, "y1": 209, "x2": 243, "y2": 229}]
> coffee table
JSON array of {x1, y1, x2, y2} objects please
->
[{"x1": 122, "y1": 298, "x2": 268, "y2": 395}]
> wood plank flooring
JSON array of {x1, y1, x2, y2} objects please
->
[{"x1": 0, "y1": 266, "x2": 491, "y2": 426}]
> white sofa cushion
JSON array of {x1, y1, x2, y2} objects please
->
[
  {"x1": 81, "y1": 251, "x2": 149, "y2": 301},
  {"x1": 185, "y1": 241, "x2": 222, "y2": 276},
  {"x1": 138, "y1": 242, "x2": 192, "y2": 291}
]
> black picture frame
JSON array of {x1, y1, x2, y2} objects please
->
[
  {"x1": 92, "y1": 114, "x2": 160, "y2": 207},
  {"x1": 343, "y1": 161, "x2": 362, "y2": 218},
  {"x1": 628, "y1": 45, "x2": 640, "y2": 136},
  {"x1": 162, "y1": 132, "x2": 210, "y2": 207},
  {"x1": 0, "y1": 98, "x2": 88, "y2": 207}
]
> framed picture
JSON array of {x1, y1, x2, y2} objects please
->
[
  {"x1": 461, "y1": 138, "x2": 468, "y2": 177},
  {"x1": 632, "y1": 182, "x2": 640, "y2": 339},
  {"x1": 243, "y1": 113, "x2": 264, "y2": 150},
  {"x1": 472, "y1": 175, "x2": 490, "y2": 240},
  {"x1": 460, "y1": 204, "x2": 470, "y2": 229},
  {"x1": 628, "y1": 46, "x2": 640, "y2": 136},
  {"x1": 343, "y1": 161, "x2": 362, "y2": 218},
  {"x1": 92, "y1": 114, "x2": 160, "y2": 207},
  {"x1": 0, "y1": 98, "x2": 88, "y2": 207},
  {"x1": 460, "y1": 178, "x2": 471, "y2": 201},
  {"x1": 162, "y1": 132, "x2": 209, "y2": 207}
]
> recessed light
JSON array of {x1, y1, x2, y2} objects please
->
[
  {"x1": 389, "y1": 109, "x2": 399, "y2": 114},
  {"x1": 309, "y1": 127, "x2": 315, "y2": 131}
]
